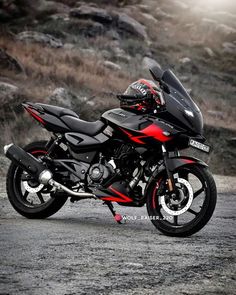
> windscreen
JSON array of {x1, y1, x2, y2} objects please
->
[{"x1": 162, "y1": 69, "x2": 200, "y2": 112}]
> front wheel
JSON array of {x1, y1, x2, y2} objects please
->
[{"x1": 146, "y1": 165, "x2": 217, "y2": 237}]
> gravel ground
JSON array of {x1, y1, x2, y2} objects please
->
[{"x1": 0, "y1": 175, "x2": 235, "y2": 295}]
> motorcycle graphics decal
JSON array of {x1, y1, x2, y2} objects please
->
[
  {"x1": 120, "y1": 128, "x2": 147, "y2": 144},
  {"x1": 120, "y1": 124, "x2": 172, "y2": 144},
  {"x1": 26, "y1": 107, "x2": 45, "y2": 125},
  {"x1": 101, "y1": 186, "x2": 133, "y2": 203},
  {"x1": 141, "y1": 124, "x2": 172, "y2": 142}
]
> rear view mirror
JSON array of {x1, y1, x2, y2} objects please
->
[
  {"x1": 149, "y1": 66, "x2": 164, "y2": 82},
  {"x1": 149, "y1": 66, "x2": 170, "y2": 94}
]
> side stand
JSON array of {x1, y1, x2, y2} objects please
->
[{"x1": 104, "y1": 201, "x2": 123, "y2": 224}]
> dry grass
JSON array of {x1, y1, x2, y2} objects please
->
[
  {"x1": 0, "y1": 36, "x2": 131, "y2": 99},
  {"x1": 0, "y1": 35, "x2": 133, "y2": 148}
]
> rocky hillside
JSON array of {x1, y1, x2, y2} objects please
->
[{"x1": 0, "y1": 0, "x2": 235, "y2": 174}]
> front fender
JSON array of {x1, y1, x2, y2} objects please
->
[
  {"x1": 144, "y1": 156, "x2": 208, "y2": 197},
  {"x1": 166, "y1": 156, "x2": 208, "y2": 172}
]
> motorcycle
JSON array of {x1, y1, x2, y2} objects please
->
[{"x1": 4, "y1": 66, "x2": 217, "y2": 237}]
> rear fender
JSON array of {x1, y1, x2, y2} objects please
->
[{"x1": 144, "y1": 156, "x2": 208, "y2": 197}]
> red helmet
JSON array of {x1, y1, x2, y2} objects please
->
[{"x1": 124, "y1": 79, "x2": 165, "y2": 105}]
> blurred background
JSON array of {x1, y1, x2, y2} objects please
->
[{"x1": 0, "y1": 0, "x2": 235, "y2": 175}]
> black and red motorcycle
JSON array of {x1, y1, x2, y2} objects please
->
[{"x1": 4, "y1": 66, "x2": 217, "y2": 237}]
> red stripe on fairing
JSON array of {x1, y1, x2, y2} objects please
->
[
  {"x1": 101, "y1": 196, "x2": 128, "y2": 202},
  {"x1": 120, "y1": 124, "x2": 172, "y2": 144},
  {"x1": 26, "y1": 108, "x2": 45, "y2": 125},
  {"x1": 101, "y1": 186, "x2": 133, "y2": 203},
  {"x1": 120, "y1": 128, "x2": 146, "y2": 144},
  {"x1": 142, "y1": 124, "x2": 172, "y2": 142}
]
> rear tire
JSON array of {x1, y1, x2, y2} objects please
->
[
  {"x1": 6, "y1": 141, "x2": 68, "y2": 219},
  {"x1": 146, "y1": 165, "x2": 217, "y2": 237}
]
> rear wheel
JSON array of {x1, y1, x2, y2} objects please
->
[
  {"x1": 146, "y1": 165, "x2": 217, "y2": 237},
  {"x1": 6, "y1": 141, "x2": 68, "y2": 219}
]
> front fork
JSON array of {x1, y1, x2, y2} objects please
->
[{"x1": 162, "y1": 144, "x2": 176, "y2": 193}]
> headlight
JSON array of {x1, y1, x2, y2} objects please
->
[{"x1": 184, "y1": 109, "x2": 194, "y2": 117}]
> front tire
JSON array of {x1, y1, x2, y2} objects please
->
[
  {"x1": 6, "y1": 141, "x2": 68, "y2": 219},
  {"x1": 146, "y1": 165, "x2": 217, "y2": 237}
]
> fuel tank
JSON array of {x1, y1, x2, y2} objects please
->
[{"x1": 101, "y1": 108, "x2": 181, "y2": 145}]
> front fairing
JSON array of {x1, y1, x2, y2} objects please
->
[{"x1": 162, "y1": 70, "x2": 203, "y2": 135}]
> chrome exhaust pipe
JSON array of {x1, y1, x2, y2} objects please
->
[
  {"x1": 4, "y1": 143, "x2": 96, "y2": 199},
  {"x1": 48, "y1": 179, "x2": 96, "y2": 198}
]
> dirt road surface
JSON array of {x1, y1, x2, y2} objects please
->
[{"x1": 0, "y1": 175, "x2": 235, "y2": 295}]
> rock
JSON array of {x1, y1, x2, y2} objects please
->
[
  {"x1": 204, "y1": 47, "x2": 215, "y2": 58},
  {"x1": 48, "y1": 88, "x2": 73, "y2": 108},
  {"x1": 137, "y1": 4, "x2": 150, "y2": 12},
  {"x1": 37, "y1": 0, "x2": 69, "y2": 15},
  {"x1": 142, "y1": 13, "x2": 157, "y2": 23},
  {"x1": 155, "y1": 8, "x2": 173, "y2": 20},
  {"x1": 172, "y1": 0, "x2": 189, "y2": 10},
  {"x1": 142, "y1": 57, "x2": 161, "y2": 70},
  {"x1": 28, "y1": 0, "x2": 69, "y2": 17},
  {"x1": 0, "y1": 49, "x2": 24, "y2": 73},
  {"x1": 0, "y1": 82, "x2": 24, "y2": 118},
  {"x1": 179, "y1": 57, "x2": 191, "y2": 64},
  {"x1": 70, "y1": 5, "x2": 112, "y2": 24},
  {"x1": 164, "y1": 0, "x2": 188, "y2": 13},
  {"x1": 105, "y1": 40, "x2": 131, "y2": 62},
  {"x1": 179, "y1": 75, "x2": 190, "y2": 82},
  {"x1": 48, "y1": 87, "x2": 89, "y2": 109},
  {"x1": 186, "y1": 88, "x2": 192, "y2": 95},
  {"x1": 80, "y1": 48, "x2": 96, "y2": 56},
  {"x1": 207, "y1": 110, "x2": 224, "y2": 120},
  {"x1": 0, "y1": 8, "x2": 11, "y2": 22},
  {"x1": 63, "y1": 43, "x2": 75, "y2": 50},
  {"x1": 216, "y1": 24, "x2": 236, "y2": 37},
  {"x1": 179, "y1": 58, "x2": 199, "y2": 74},
  {"x1": 211, "y1": 11, "x2": 236, "y2": 26},
  {"x1": 222, "y1": 42, "x2": 236, "y2": 54},
  {"x1": 0, "y1": 155, "x2": 10, "y2": 176},
  {"x1": 115, "y1": 53, "x2": 131, "y2": 63},
  {"x1": 103, "y1": 61, "x2": 121, "y2": 71},
  {"x1": 50, "y1": 13, "x2": 70, "y2": 21},
  {"x1": 0, "y1": 1, "x2": 21, "y2": 21},
  {"x1": 86, "y1": 100, "x2": 95, "y2": 107},
  {"x1": 0, "y1": 82, "x2": 19, "y2": 105},
  {"x1": 100, "y1": 49, "x2": 111, "y2": 59},
  {"x1": 2, "y1": 0, "x2": 70, "y2": 19},
  {"x1": 227, "y1": 137, "x2": 236, "y2": 147},
  {"x1": 116, "y1": 13, "x2": 148, "y2": 40},
  {"x1": 106, "y1": 29, "x2": 120, "y2": 40},
  {"x1": 201, "y1": 18, "x2": 217, "y2": 28},
  {"x1": 16, "y1": 31, "x2": 63, "y2": 48}
]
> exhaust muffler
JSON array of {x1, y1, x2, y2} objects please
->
[
  {"x1": 4, "y1": 143, "x2": 52, "y2": 184},
  {"x1": 4, "y1": 144, "x2": 96, "y2": 198}
]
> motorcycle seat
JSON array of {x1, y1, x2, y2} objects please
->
[
  {"x1": 37, "y1": 103, "x2": 79, "y2": 118},
  {"x1": 61, "y1": 115, "x2": 105, "y2": 136}
]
